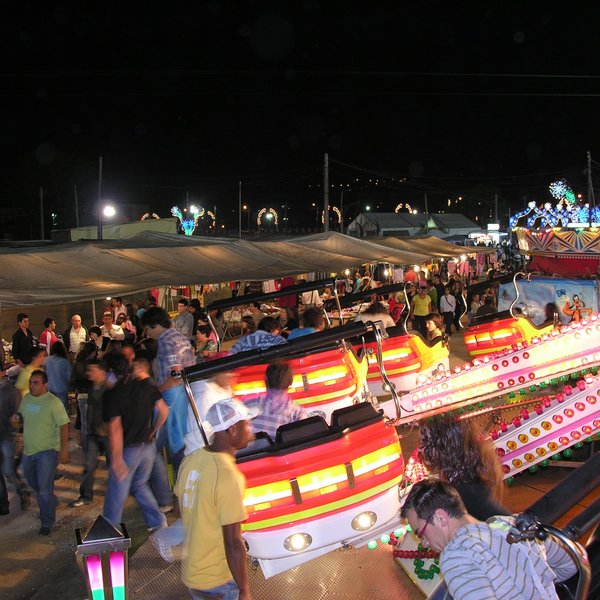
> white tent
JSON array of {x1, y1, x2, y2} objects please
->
[{"x1": 0, "y1": 231, "x2": 438, "y2": 306}]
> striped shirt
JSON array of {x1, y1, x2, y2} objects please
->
[
  {"x1": 441, "y1": 516, "x2": 576, "y2": 600},
  {"x1": 250, "y1": 390, "x2": 306, "y2": 440}
]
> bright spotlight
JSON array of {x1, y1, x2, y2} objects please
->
[{"x1": 103, "y1": 205, "x2": 116, "y2": 218}]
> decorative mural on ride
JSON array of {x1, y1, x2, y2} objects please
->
[
  {"x1": 510, "y1": 179, "x2": 600, "y2": 256},
  {"x1": 497, "y1": 277, "x2": 599, "y2": 325}
]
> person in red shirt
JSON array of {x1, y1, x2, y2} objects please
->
[{"x1": 39, "y1": 318, "x2": 58, "y2": 355}]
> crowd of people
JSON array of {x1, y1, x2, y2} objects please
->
[
  {"x1": 0, "y1": 298, "x2": 312, "y2": 599},
  {"x1": 0, "y1": 259, "x2": 581, "y2": 600}
]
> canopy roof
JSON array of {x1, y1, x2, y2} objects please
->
[
  {"x1": 0, "y1": 231, "x2": 478, "y2": 306},
  {"x1": 376, "y1": 235, "x2": 495, "y2": 257}
]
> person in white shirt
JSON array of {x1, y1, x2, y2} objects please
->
[
  {"x1": 100, "y1": 311, "x2": 125, "y2": 341},
  {"x1": 440, "y1": 287, "x2": 458, "y2": 334},
  {"x1": 62, "y1": 314, "x2": 89, "y2": 362}
]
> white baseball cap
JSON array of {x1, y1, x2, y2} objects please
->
[{"x1": 205, "y1": 398, "x2": 259, "y2": 434}]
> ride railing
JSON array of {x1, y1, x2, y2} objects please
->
[{"x1": 509, "y1": 452, "x2": 600, "y2": 600}]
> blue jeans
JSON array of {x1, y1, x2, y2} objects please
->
[
  {"x1": 149, "y1": 427, "x2": 173, "y2": 507},
  {"x1": 0, "y1": 437, "x2": 29, "y2": 507},
  {"x1": 162, "y1": 385, "x2": 189, "y2": 457},
  {"x1": 103, "y1": 442, "x2": 166, "y2": 530},
  {"x1": 22, "y1": 450, "x2": 58, "y2": 529},
  {"x1": 79, "y1": 434, "x2": 109, "y2": 501},
  {"x1": 188, "y1": 579, "x2": 239, "y2": 600}
]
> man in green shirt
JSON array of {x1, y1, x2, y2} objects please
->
[{"x1": 21, "y1": 370, "x2": 70, "y2": 535}]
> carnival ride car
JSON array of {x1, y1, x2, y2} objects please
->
[
  {"x1": 463, "y1": 273, "x2": 555, "y2": 359},
  {"x1": 183, "y1": 321, "x2": 405, "y2": 577},
  {"x1": 323, "y1": 283, "x2": 450, "y2": 396}
]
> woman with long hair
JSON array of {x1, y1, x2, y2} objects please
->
[{"x1": 418, "y1": 418, "x2": 508, "y2": 521}]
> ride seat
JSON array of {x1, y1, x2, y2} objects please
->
[
  {"x1": 236, "y1": 432, "x2": 274, "y2": 461},
  {"x1": 275, "y1": 415, "x2": 330, "y2": 446},
  {"x1": 330, "y1": 402, "x2": 383, "y2": 432}
]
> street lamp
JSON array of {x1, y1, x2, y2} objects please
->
[
  {"x1": 243, "y1": 205, "x2": 250, "y2": 231},
  {"x1": 76, "y1": 515, "x2": 131, "y2": 600},
  {"x1": 98, "y1": 204, "x2": 116, "y2": 240}
]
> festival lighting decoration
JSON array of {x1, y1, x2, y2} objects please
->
[
  {"x1": 394, "y1": 203, "x2": 413, "y2": 213},
  {"x1": 320, "y1": 206, "x2": 343, "y2": 224},
  {"x1": 510, "y1": 178, "x2": 600, "y2": 229},
  {"x1": 140, "y1": 212, "x2": 160, "y2": 220},
  {"x1": 171, "y1": 205, "x2": 204, "y2": 235},
  {"x1": 75, "y1": 515, "x2": 131, "y2": 600},
  {"x1": 406, "y1": 315, "x2": 600, "y2": 419},
  {"x1": 256, "y1": 207, "x2": 278, "y2": 226}
]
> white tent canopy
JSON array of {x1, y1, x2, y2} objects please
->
[{"x1": 0, "y1": 231, "x2": 471, "y2": 306}]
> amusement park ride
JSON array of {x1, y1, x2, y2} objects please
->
[{"x1": 181, "y1": 193, "x2": 600, "y2": 595}]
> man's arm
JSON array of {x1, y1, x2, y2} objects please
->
[
  {"x1": 148, "y1": 398, "x2": 169, "y2": 440},
  {"x1": 107, "y1": 416, "x2": 128, "y2": 481},
  {"x1": 223, "y1": 522, "x2": 252, "y2": 600},
  {"x1": 59, "y1": 423, "x2": 70, "y2": 464}
]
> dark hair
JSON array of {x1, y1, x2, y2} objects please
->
[
  {"x1": 115, "y1": 297, "x2": 123, "y2": 304},
  {"x1": 50, "y1": 342, "x2": 67, "y2": 358},
  {"x1": 425, "y1": 313, "x2": 444, "y2": 330},
  {"x1": 190, "y1": 299, "x2": 202, "y2": 311},
  {"x1": 17, "y1": 313, "x2": 28, "y2": 323},
  {"x1": 141, "y1": 307, "x2": 172, "y2": 330},
  {"x1": 76, "y1": 341, "x2": 98, "y2": 362},
  {"x1": 363, "y1": 301, "x2": 390, "y2": 316},
  {"x1": 257, "y1": 316, "x2": 279, "y2": 333},
  {"x1": 252, "y1": 302, "x2": 261, "y2": 309},
  {"x1": 26, "y1": 347, "x2": 45, "y2": 364},
  {"x1": 484, "y1": 296, "x2": 494, "y2": 306},
  {"x1": 89, "y1": 325, "x2": 102, "y2": 337},
  {"x1": 30, "y1": 369, "x2": 48, "y2": 384},
  {"x1": 43, "y1": 318, "x2": 55, "y2": 328},
  {"x1": 132, "y1": 352, "x2": 152, "y2": 372},
  {"x1": 418, "y1": 418, "x2": 503, "y2": 502},
  {"x1": 86, "y1": 358, "x2": 108, "y2": 372},
  {"x1": 241, "y1": 315, "x2": 257, "y2": 334},
  {"x1": 265, "y1": 362, "x2": 294, "y2": 390},
  {"x1": 197, "y1": 324, "x2": 212, "y2": 337},
  {"x1": 178, "y1": 297, "x2": 189, "y2": 307},
  {"x1": 400, "y1": 478, "x2": 467, "y2": 520},
  {"x1": 302, "y1": 307, "x2": 324, "y2": 329}
]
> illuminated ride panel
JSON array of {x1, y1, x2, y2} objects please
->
[
  {"x1": 359, "y1": 331, "x2": 450, "y2": 396},
  {"x1": 232, "y1": 344, "x2": 369, "y2": 422},
  {"x1": 492, "y1": 375, "x2": 600, "y2": 478},
  {"x1": 463, "y1": 313, "x2": 554, "y2": 359},
  {"x1": 403, "y1": 316, "x2": 600, "y2": 421},
  {"x1": 236, "y1": 403, "x2": 404, "y2": 577}
]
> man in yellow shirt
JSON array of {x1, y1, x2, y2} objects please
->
[
  {"x1": 410, "y1": 287, "x2": 432, "y2": 338},
  {"x1": 175, "y1": 398, "x2": 258, "y2": 600}
]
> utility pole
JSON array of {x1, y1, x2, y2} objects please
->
[
  {"x1": 424, "y1": 192, "x2": 429, "y2": 214},
  {"x1": 340, "y1": 189, "x2": 345, "y2": 234},
  {"x1": 494, "y1": 192, "x2": 499, "y2": 223},
  {"x1": 587, "y1": 151, "x2": 596, "y2": 227},
  {"x1": 97, "y1": 156, "x2": 103, "y2": 241},
  {"x1": 74, "y1": 184, "x2": 80, "y2": 228},
  {"x1": 39, "y1": 187, "x2": 44, "y2": 239},
  {"x1": 323, "y1": 153, "x2": 329, "y2": 232},
  {"x1": 238, "y1": 180, "x2": 242, "y2": 238}
]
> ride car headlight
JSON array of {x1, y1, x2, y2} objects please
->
[
  {"x1": 351, "y1": 511, "x2": 377, "y2": 531},
  {"x1": 284, "y1": 533, "x2": 312, "y2": 552}
]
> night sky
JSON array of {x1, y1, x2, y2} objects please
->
[{"x1": 2, "y1": 3, "x2": 599, "y2": 238}]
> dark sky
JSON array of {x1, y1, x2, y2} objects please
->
[{"x1": 2, "y1": 2, "x2": 599, "y2": 237}]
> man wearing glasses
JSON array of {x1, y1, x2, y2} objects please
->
[{"x1": 400, "y1": 479, "x2": 576, "y2": 600}]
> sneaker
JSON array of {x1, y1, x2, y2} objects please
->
[
  {"x1": 150, "y1": 533, "x2": 175, "y2": 563},
  {"x1": 159, "y1": 504, "x2": 174, "y2": 514},
  {"x1": 38, "y1": 527, "x2": 51, "y2": 536},
  {"x1": 69, "y1": 497, "x2": 91, "y2": 508},
  {"x1": 147, "y1": 521, "x2": 168, "y2": 533}
]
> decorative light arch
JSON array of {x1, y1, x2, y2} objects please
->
[
  {"x1": 394, "y1": 203, "x2": 413, "y2": 213},
  {"x1": 320, "y1": 206, "x2": 342, "y2": 224},
  {"x1": 257, "y1": 207, "x2": 278, "y2": 225},
  {"x1": 140, "y1": 212, "x2": 161, "y2": 220}
]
